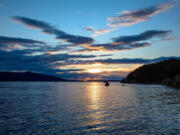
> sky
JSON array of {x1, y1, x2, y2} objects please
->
[{"x1": 0, "y1": 0, "x2": 180, "y2": 80}]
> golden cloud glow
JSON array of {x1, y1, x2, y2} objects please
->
[{"x1": 59, "y1": 63, "x2": 142, "y2": 74}]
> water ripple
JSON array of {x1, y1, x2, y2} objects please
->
[{"x1": 0, "y1": 82, "x2": 180, "y2": 134}]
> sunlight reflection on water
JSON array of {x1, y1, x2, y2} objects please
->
[{"x1": 0, "y1": 82, "x2": 180, "y2": 134}]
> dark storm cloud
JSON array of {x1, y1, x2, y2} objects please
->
[
  {"x1": 74, "y1": 29, "x2": 171, "y2": 52},
  {"x1": 24, "y1": 44, "x2": 76, "y2": 54},
  {"x1": 0, "y1": 36, "x2": 44, "y2": 45},
  {"x1": 0, "y1": 36, "x2": 45, "y2": 51},
  {"x1": 12, "y1": 16, "x2": 94, "y2": 44},
  {"x1": 0, "y1": 50, "x2": 97, "y2": 64},
  {"x1": 95, "y1": 42, "x2": 151, "y2": 51},
  {"x1": 108, "y1": 1, "x2": 175, "y2": 27},
  {"x1": 0, "y1": 35, "x2": 78, "y2": 53},
  {"x1": 65, "y1": 56, "x2": 180, "y2": 65},
  {"x1": 38, "y1": 53, "x2": 97, "y2": 63},
  {"x1": 76, "y1": 42, "x2": 151, "y2": 52},
  {"x1": 112, "y1": 30, "x2": 171, "y2": 44},
  {"x1": 0, "y1": 49, "x2": 97, "y2": 76}
]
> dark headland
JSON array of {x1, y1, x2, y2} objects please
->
[
  {"x1": 121, "y1": 59, "x2": 180, "y2": 88},
  {"x1": 0, "y1": 72, "x2": 66, "y2": 82}
]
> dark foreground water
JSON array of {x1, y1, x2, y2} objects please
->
[{"x1": 0, "y1": 82, "x2": 180, "y2": 135}]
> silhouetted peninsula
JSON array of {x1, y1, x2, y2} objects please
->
[
  {"x1": 0, "y1": 72, "x2": 66, "y2": 82},
  {"x1": 121, "y1": 59, "x2": 180, "y2": 88}
]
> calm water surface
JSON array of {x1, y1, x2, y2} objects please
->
[{"x1": 0, "y1": 82, "x2": 180, "y2": 135}]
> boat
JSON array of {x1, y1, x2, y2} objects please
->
[{"x1": 104, "y1": 80, "x2": 110, "y2": 86}]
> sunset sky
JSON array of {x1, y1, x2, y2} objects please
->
[{"x1": 0, "y1": 0, "x2": 180, "y2": 80}]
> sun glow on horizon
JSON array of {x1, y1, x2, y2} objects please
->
[{"x1": 87, "y1": 69, "x2": 102, "y2": 73}]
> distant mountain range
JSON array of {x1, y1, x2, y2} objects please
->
[
  {"x1": 0, "y1": 72, "x2": 66, "y2": 82},
  {"x1": 121, "y1": 59, "x2": 180, "y2": 88}
]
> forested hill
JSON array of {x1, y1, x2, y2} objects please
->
[{"x1": 121, "y1": 59, "x2": 180, "y2": 88}]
